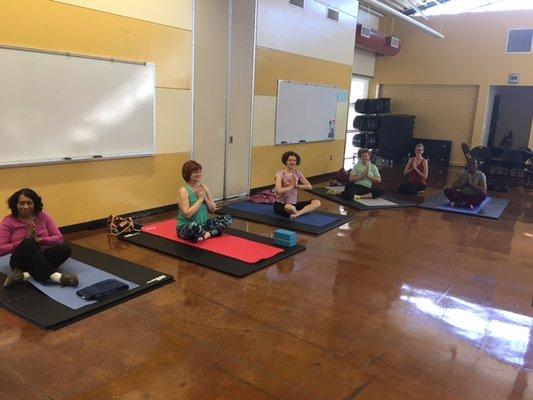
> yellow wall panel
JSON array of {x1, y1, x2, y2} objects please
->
[
  {"x1": 53, "y1": 0, "x2": 192, "y2": 30},
  {"x1": 251, "y1": 140, "x2": 345, "y2": 188},
  {"x1": 156, "y1": 88, "x2": 191, "y2": 154},
  {"x1": 255, "y1": 47, "x2": 352, "y2": 96},
  {"x1": 0, "y1": 0, "x2": 191, "y2": 89},
  {"x1": 0, "y1": 153, "x2": 189, "y2": 227}
]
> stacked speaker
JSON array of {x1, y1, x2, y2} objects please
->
[{"x1": 352, "y1": 98, "x2": 416, "y2": 162}]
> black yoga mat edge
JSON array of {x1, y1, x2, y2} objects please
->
[
  {"x1": 0, "y1": 243, "x2": 173, "y2": 330},
  {"x1": 119, "y1": 228, "x2": 305, "y2": 278}
]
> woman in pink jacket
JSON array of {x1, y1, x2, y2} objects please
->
[{"x1": 0, "y1": 188, "x2": 78, "y2": 288}]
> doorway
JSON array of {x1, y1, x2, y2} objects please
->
[{"x1": 484, "y1": 85, "x2": 533, "y2": 151}]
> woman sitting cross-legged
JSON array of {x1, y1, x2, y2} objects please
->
[
  {"x1": 398, "y1": 143, "x2": 429, "y2": 195},
  {"x1": 273, "y1": 151, "x2": 321, "y2": 219},
  {"x1": 342, "y1": 148, "x2": 383, "y2": 200},
  {"x1": 0, "y1": 188, "x2": 77, "y2": 288},
  {"x1": 177, "y1": 160, "x2": 232, "y2": 242},
  {"x1": 444, "y1": 159, "x2": 487, "y2": 209}
]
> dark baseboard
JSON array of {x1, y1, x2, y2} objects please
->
[
  {"x1": 250, "y1": 171, "x2": 337, "y2": 195},
  {"x1": 60, "y1": 203, "x2": 178, "y2": 234}
]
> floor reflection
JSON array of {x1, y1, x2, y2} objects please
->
[{"x1": 400, "y1": 284, "x2": 532, "y2": 368}]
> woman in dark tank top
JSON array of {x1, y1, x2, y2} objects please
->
[{"x1": 398, "y1": 143, "x2": 429, "y2": 195}]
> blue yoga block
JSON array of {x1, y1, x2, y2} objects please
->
[
  {"x1": 273, "y1": 229, "x2": 296, "y2": 241},
  {"x1": 274, "y1": 237, "x2": 297, "y2": 248}
]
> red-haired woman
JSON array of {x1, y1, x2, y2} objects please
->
[{"x1": 177, "y1": 160, "x2": 232, "y2": 242}]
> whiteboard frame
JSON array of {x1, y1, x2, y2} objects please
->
[
  {"x1": 0, "y1": 45, "x2": 157, "y2": 168},
  {"x1": 274, "y1": 79, "x2": 338, "y2": 146}
]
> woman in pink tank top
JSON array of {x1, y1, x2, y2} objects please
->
[
  {"x1": 273, "y1": 151, "x2": 321, "y2": 219},
  {"x1": 398, "y1": 143, "x2": 429, "y2": 195}
]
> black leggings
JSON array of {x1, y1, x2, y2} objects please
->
[
  {"x1": 9, "y1": 239, "x2": 72, "y2": 282},
  {"x1": 342, "y1": 183, "x2": 383, "y2": 199},
  {"x1": 398, "y1": 182, "x2": 426, "y2": 195}
]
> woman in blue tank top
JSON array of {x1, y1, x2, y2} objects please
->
[{"x1": 177, "y1": 160, "x2": 232, "y2": 242}]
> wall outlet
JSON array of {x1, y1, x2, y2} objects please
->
[{"x1": 329, "y1": 155, "x2": 333, "y2": 161}]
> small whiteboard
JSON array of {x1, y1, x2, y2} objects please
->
[
  {"x1": 0, "y1": 47, "x2": 155, "y2": 167},
  {"x1": 275, "y1": 80, "x2": 337, "y2": 145}
]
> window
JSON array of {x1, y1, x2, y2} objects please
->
[{"x1": 344, "y1": 75, "x2": 370, "y2": 169}]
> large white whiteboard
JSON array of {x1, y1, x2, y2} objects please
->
[
  {"x1": 275, "y1": 80, "x2": 337, "y2": 145},
  {"x1": 0, "y1": 47, "x2": 155, "y2": 167}
]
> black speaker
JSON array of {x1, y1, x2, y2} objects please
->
[{"x1": 377, "y1": 114, "x2": 415, "y2": 162}]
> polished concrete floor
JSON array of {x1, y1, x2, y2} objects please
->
[{"x1": 1, "y1": 167, "x2": 532, "y2": 400}]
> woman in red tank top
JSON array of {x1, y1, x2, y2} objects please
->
[{"x1": 398, "y1": 144, "x2": 428, "y2": 195}]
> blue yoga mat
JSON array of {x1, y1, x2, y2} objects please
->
[
  {"x1": 419, "y1": 193, "x2": 509, "y2": 219},
  {"x1": 0, "y1": 256, "x2": 138, "y2": 310},
  {"x1": 225, "y1": 201, "x2": 339, "y2": 227},
  {"x1": 437, "y1": 196, "x2": 492, "y2": 214}
]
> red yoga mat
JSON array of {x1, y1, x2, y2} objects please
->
[{"x1": 141, "y1": 219, "x2": 284, "y2": 264}]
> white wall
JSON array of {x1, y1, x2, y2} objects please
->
[
  {"x1": 54, "y1": 0, "x2": 192, "y2": 30},
  {"x1": 257, "y1": 0, "x2": 357, "y2": 65},
  {"x1": 494, "y1": 86, "x2": 533, "y2": 148},
  {"x1": 353, "y1": 48, "x2": 375, "y2": 77},
  {"x1": 352, "y1": 7, "x2": 380, "y2": 77}
]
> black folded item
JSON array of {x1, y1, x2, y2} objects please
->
[{"x1": 76, "y1": 279, "x2": 129, "y2": 301}]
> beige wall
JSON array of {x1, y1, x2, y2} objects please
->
[
  {"x1": 53, "y1": 0, "x2": 192, "y2": 29},
  {"x1": 372, "y1": 10, "x2": 533, "y2": 151}
]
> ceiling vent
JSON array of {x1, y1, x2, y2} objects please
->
[
  {"x1": 361, "y1": 25, "x2": 372, "y2": 38},
  {"x1": 387, "y1": 36, "x2": 400, "y2": 48},
  {"x1": 289, "y1": 0, "x2": 304, "y2": 9},
  {"x1": 327, "y1": 8, "x2": 339, "y2": 21}
]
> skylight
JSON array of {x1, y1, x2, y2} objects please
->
[{"x1": 415, "y1": 0, "x2": 533, "y2": 16}]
